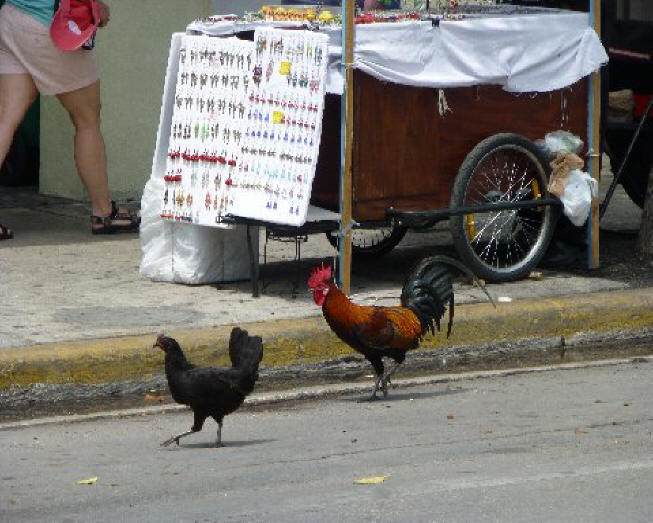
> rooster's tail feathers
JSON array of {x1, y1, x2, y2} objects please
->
[
  {"x1": 401, "y1": 255, "x2": 493, "y2": 338},
  {"x1": 228, "y1": 327, "x2": 263, "y2": 376},
  {"x1": 401, "y1": 257, "x2": 453, "y2": 337}
]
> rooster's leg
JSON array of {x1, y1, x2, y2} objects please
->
[
  {"x1": 381, "y1": 361, "x2": 402, "y2": 392},
  {"x1": 362, "y1": 357, "x2": 385, "y2": 401},
  {"x1": 365, "y1": 375, "x2": 384, "y2": 401}
]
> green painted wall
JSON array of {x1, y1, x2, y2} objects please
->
[{"x1": 40, "y1": 0, "x2": 211, "y2": 201}]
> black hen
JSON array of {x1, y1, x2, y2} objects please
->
[{"x1": 154, "y1": 327, "x2": 263, "y2": 447}]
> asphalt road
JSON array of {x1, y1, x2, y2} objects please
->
[{"x1": 1, "y1": 361, "x2": 652, "y2": 522}]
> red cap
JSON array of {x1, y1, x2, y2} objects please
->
[{"x1": 50, "y1": 0, "x2": 100, "y2": 51}]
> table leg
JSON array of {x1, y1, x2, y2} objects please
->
[{"x1": 246, "y1": 225, "x2": 260, "y2": 298}]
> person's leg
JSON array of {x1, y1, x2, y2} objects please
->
[
  {"x1": 0, "y1": 73, "x2": 38, "y2": 168},
  {"x1": 56, "y1": 80, "x2": 113, "y2": 218},
  {"x1": 0, "y1": 73, "x2": 39, "y2": 240}
]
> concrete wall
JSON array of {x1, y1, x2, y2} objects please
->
[{"x1": 40, "y1": 0, "x2": 211, "y2": 201}]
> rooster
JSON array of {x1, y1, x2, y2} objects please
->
[
  {"x1": 154, "y1": 327, "x2": 263, "y2": 447},
  {"x1": 308, "y1": 256, "x2": 493, "y2": 400}
]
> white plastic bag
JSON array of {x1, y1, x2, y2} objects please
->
[
  {"x1": 140, "y1": 178, "x2": 258, "y2": 284},
  {"x1": 559, "y1": 169, "x2": 598, "y2": 226},
  {"x1": 537, "y1": 130, "x2": 584, "y2": 160}
]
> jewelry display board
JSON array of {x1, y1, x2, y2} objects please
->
[{"x1": 160, "y1": 28, "x2": 329, "y2": 227}]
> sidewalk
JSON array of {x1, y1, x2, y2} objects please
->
[{"x1": 0, "y1": 177, "x2": 651, "y2": 397}]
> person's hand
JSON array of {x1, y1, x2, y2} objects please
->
[{"x1": 96, "y1": 1, "x2": 110, "y2": 28}]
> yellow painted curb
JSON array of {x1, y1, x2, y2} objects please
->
[{"x1": 0, "y1": 288, "x2": 651, "y2": 389}]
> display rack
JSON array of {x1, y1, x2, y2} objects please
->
[{"x1": 160, "y1": 28, "x2": 329, "y2": 228}]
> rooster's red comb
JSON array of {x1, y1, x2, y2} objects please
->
[{"x1": 307, "y1": 263, "x2": 332, "y2": 288}]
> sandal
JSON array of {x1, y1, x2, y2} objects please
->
[
  {"x1": 91, "y1": 201, "x2": 140, "y2": 235},
  {"x1": 0, "y1": 224, "x2": 13, "y2": 241}
]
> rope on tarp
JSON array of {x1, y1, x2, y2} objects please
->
[{"x1": 438, "y1": 89, "x2": 452, "y2": 116}]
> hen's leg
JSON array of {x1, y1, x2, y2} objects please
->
[
  {"x1": 161, "y1": 412, "x2": 206, "y2": 447},
  {"x1": 215, "y1": 419, "x2": 223, "y2": 448},
  {"x1": 161, "y1": 429, "x2": 195, "y2": 447}
]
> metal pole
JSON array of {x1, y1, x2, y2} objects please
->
[
  {"x1": 587, "y1": 0, "x2": 601, "y2": 269},
  {"x1": 338, "y1": 0, "x2": 355, "y2": 295}
]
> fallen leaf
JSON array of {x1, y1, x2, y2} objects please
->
[
  {"x1": 574, "y1": 428, "x2": 588, "y2": 435},
  {"x1": 354, "y1": 474, "x2": 390, "y2": 485},
  {"x1": 144, "y1": 394, "x2": 164, "y2": 403},
  {"x1": 76, "y1": 477, "x2": 98, "y2": 485}
]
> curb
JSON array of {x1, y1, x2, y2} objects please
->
[
  {"x1": 2, "y1": 354, "x2": 651, "y2": 431},
  {"x1": 1, "y1": 287, "x2": 652, "y2": 391}
]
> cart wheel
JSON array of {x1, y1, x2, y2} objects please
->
[
  {"x1": 325, "y1": 222, "x2": 407, "y2": 259},
  {"x1": 450, "y1": 133, "x2": 559, "y2": 282}
]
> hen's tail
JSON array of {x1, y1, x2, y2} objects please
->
[
  {"x1": 228, "y1": 327, "x2": 264, "y2": 391},
  {"x1": 400, "y1": 255, "x2": 494, "y2": 338}
]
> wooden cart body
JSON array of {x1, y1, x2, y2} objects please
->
[{"x1": 311, "y1": 71, "x2": 588, "y2": 222}]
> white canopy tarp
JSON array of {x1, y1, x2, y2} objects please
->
[{"x1": 187, "y1": 11, "x2": 608, "y2": 94}]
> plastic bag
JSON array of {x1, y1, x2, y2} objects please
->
[
  {"x1": 140, "y1": 178, "x2": 258, "y2": 284},
  {"x1": 537, "y1": 131, "x2": 584, "y2": 159},
  {"x1": 559, "y1": 169, "x2": 598, "y2": 226}
]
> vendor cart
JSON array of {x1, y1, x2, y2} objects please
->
[
  {"x1": 312, "y1": 74, "x2": 589, "y2": 281},
  {"x1": 141, "y1": 3, "x2": 607, "y2": 291}
]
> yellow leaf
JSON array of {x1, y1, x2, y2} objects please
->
[
  {"x1": 76, "y1": 477, "x2": 98, "y2": 485},
  {"x1": 354, "y1": 474, "x2": 390, "y2": 485}
]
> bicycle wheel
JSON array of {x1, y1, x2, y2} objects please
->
[
  {"x1": 450, "y1": 133, "x2": 559, "y2": 282},
  {"x1": 326, "y1": 222, "x2": 407, "y2": 259}
]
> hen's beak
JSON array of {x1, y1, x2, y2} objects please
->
[{"x1": 153, "y1": 333, "x2": 165, "y2": 349}]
